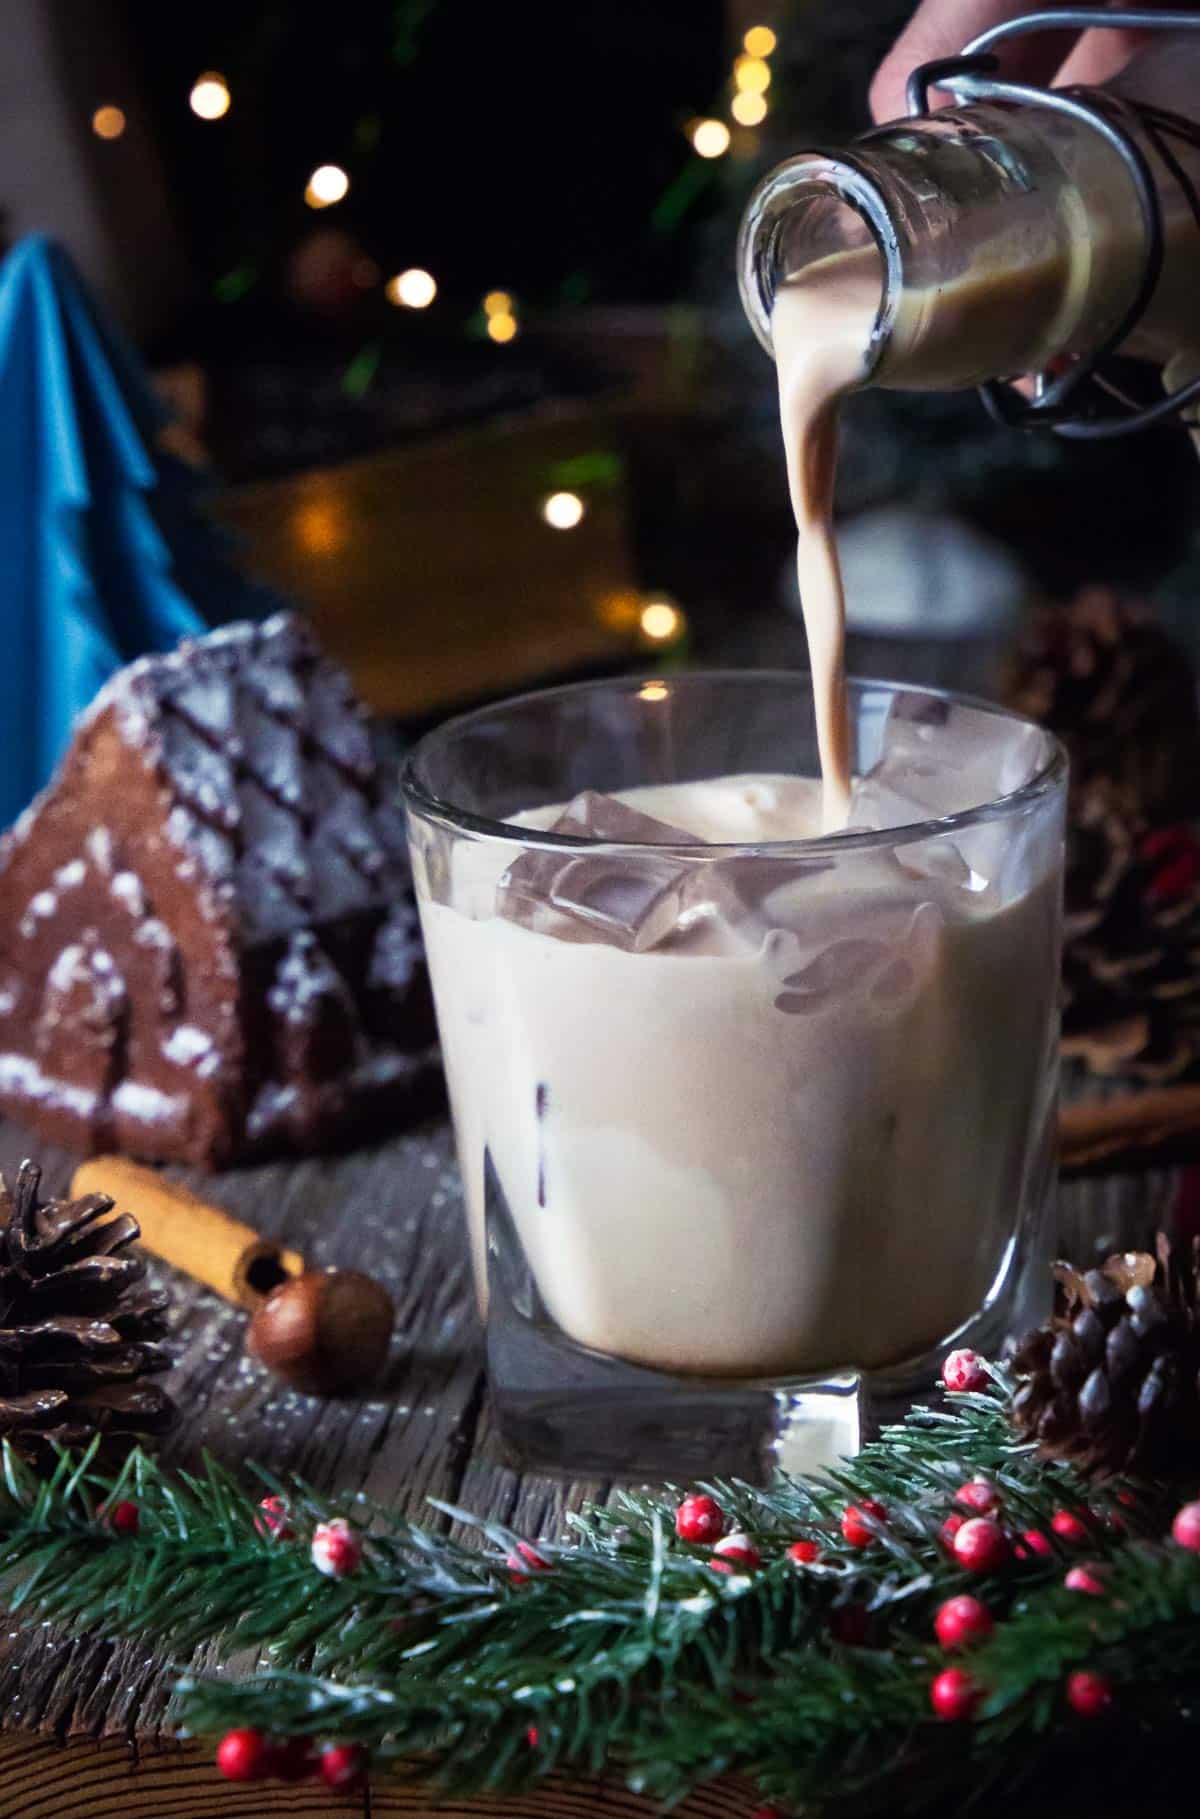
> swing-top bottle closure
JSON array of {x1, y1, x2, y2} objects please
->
[{"x1": 737, "y1": 11, "x2": 1200, "y2": 439}]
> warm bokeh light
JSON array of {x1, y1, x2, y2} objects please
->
[
  {"x1": 690, "y1": 118, "x2": 731, "y2": 159},
  {"x1": 293, "y1": 493, "x2": 349, "y2": 559},
  {"x1": 387, "y1": 267, "x2": 437, "y2": 308},
  {"x1": 639, "y1": 599, "x2": 684, "y2": 642},
  {"x1": 638, "y1": 681, "x2": 670, "y2": 702},
  {"x1": 598, "y1": 590, "x2": 643, "y2": 632},
  {"x1": 731, "y1": 90, "x2": 769, "y2": 126},
  {"x1": 189, "y1": 72, "x2": 231, "y2": 120},
  {"x1": 92, "y1": 105, "x2": 126, "y2": 141},
  {"x1": 305, "y1": 164, "x2": 350, "y2": 209},
  {"x1": 734, "y1": 55, "x2": 772, "y2": 93},
  {"x1": 541, "y1": 491, "x2": 586, "y2": 530},
  {"x1": 487, "y1": 310, "x2": 518, "y2": 343},
  {"x1": 483, "y1": 290, "x2": 513, "y2": 316},
  {"x1": 743, "y1": 25, "x2": 777, "y2": 57}
]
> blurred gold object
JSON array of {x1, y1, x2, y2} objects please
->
[
  {"x1": 733, "y1": 54, "x2": 771, "y2": 93},
  {"x1": 732, "y1": 91, "x2": 768, "y2": 126},
  {"x1": 305, "y1": 164, "x2": 350, "y2": 208},
  {"x1": 387, "y1": 268, "x2": 437, "y2": 308},
  {"x1": 690, "y1": 118, "x2": 731, "y2": 158},
  {"x1": 597, "y1": 590, "x2": 643, "y2": 632},
  {"x1": 743, "y1": 25, "x2": 776, "y2": 56},
  {"x1": 541, "y1": 491, "x2": 586, "y2": 529},
  {"x1": 189, "y1": 73, "x2": 231, "y2": 120},
  {"x1": 293, "y1": 492, "x2": 350, "y2": 559},
  {"x1": 638, "y1": 598, "x2": 685, "y2": 644},
  {"x1": 92, "y1": 105, "x2": 126, "y2": 140}
]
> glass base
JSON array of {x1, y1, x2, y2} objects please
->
[
  {"x1": 484, "y1": 1149, "x2": 1051, "y2": 1484},
  {"x1": 485, "y1": 1155, "x2": 865, "y2": 1482}
]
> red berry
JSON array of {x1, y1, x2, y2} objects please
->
[
  {"x1": 941, "y1": 1512, "x2": 966, "y2": 1549},
  {"x1": 674, "y1": 1493, "x2": 725, "y2": 1545},
  {"x1": 787, "y1": 1539, "x2": 821, "y2": 1566},
  {"x1": 841, "y1": 1499, "x2": 887, "y2": 1548},
  {"x1": 934, "y1": 1594, "x2": 994, "y2": 1650},
  {"x1": 1064, "y1": 1564, "x2": 1108, "y2": 1597},
  {"x1": 1016, "y1": 1527, "x2": 1053, "y2": 1560},
  {"x1": 265, "y1": 1737, "x2": 317, "y2": 1783},
  {"x1": 216, "y1": 1728, "x2": 269, "y2": 1782},
  {"x1": 942, "y1": 1349, "x2": 988, "y2": 1394},
  {"x1": 311, "y1": 1517, "x2": 363, "y2": 1579},
  {"x1": 712, "y1": 1532, "x2": 761, "y2": 1570},
  {"x1": 104, "y1": 1500, "x2": 140, "y2": 1536},
  {"x1": 255, "y1": 1495, "x2": 294, "y2": 1542},
  {"x1": 1051, "y1": 1509, "x2": 1090, "y2": 1546},
  {"x1": 1172, "y1": 1500, "x2": 1200, "y2": 1552},
  {"x1": 828, "y1": 1603, "x2": 870, "y2": 1646},
  {"x1": 320, "y1": 1743, "x2": 367, "y2": 1791},
  {"x1": 1115, "y1": 1489, "x2": 1137, "y2": 1508},
  {"x1": 952, "y1": 1518, "x2": 1009, "y2": 1574},
  {"x1": 525, "y1": 1725, "x2": 540, "y2": 1748},
  {"x1": 954, "y1": 1480, "x2": 999, "y2": 1516},
  {"x1": 930, "y1": 1666, "x2": 981, "y2": 1721},
  {"x1": 507, "y1": 1539, "x2": 551, "y2": 1582},
  {"x1": 1142, "y1": 828, "x2": 1200, "y2": 904},
  {"x1": 1066, "y1": 1670, "x2": 1113, "y2": 1717}
]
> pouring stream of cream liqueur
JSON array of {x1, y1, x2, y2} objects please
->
[{"x1": 771, "y1": 248, "x2": 884, "y2": 830}]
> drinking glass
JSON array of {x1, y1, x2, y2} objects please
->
[{"x1": 401, "y1": 673, "x2": 1065, "y2": 1480}]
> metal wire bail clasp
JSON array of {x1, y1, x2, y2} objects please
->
[{"x1": 906, "y1": 8, "x2": 1200, "y2": 441}]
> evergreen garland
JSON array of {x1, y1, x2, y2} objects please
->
[{"x1": 1, "y1": 1370, "x2": 1199, "y2": 1812}]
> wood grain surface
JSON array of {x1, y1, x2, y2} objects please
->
[
  {"x1": 213, "y1": 406, "x2": 642, "y2": 720},
  {"x1": 0, "y1": 1734, "x2": 758, "y2": 1818},
  {"x1": 0, "y1": 1084, "x2": 1183, "y2": 1817}
]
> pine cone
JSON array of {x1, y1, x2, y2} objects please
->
[
  {"x1": 1060, "y1": 814, "x2": 1200, "y2": 1082},
  {"x1": 1005, "y1": 588, "x2": 1200, "y2": 830},
  {"x1": 0, "y1": 1160, "x2": 175, "y2": 1459},
  {"x1": 1010, "y1": 1234, "x2": 1200, "y2": 1477},
  {"x1": 1005, "y1": 588, "x2": 1200, "y2": 1083}
]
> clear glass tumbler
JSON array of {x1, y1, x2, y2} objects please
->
[{"x1": 401, "y1": 674, "x2": 1065, "y2": 1481}]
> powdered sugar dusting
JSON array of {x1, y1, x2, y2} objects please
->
[
  {"x1": 163, "y1": 1025, "x2": 214, "y2": 1068},
  {"x1": 111, "y1": 871, "x2": 148, "y2": 917},
  {"x1": 86, "y1": 827, "x2": 116, "y2": 874},
  {"x1": 112, "y1": 1079, "x2": 187, "y2": 1127},
  {"x1": 0, "y1": 1054, "x2": 98, "y2": 1119}
]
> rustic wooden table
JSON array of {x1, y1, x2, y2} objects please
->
[
  {"x1": 0, "y1": 1101, "x2": 1183, "y2": 1818},
  {"x1": 213, "y1": 405, "x2": 644, "y2": 722}
]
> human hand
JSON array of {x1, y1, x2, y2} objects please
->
[{"x1": 870, "y1": 0, "x2": 1176, "y2": 123}]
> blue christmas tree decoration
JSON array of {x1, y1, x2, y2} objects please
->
[{"x1": 0, "y1": 234, "x2": 284, "y2": 828}]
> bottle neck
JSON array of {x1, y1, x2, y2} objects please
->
[{"x1": 739, "y1": 48, "x2": 1200, "y2": 393}]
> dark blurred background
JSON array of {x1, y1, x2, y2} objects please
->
[{"x1": 6, "y1": 0, "x2": 1200, "y2": 721}]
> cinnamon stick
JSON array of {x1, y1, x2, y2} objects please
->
[
  {"x1": 70, "y1": 1156, "x2": 305, "y2": 1309},
  {"x1": 1059, "y1": 1086, "x2": 1200, "y2": 1175}
]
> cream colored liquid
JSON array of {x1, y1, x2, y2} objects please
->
[
  {"x1": 771, "y1": 254, "x2": 883, "y2": 829},
  {"x1": 418, "y1": 774, "x2": 1060, "y2": 1378}
]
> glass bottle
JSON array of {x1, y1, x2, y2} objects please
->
[{"x1": 737, "y1": 35, "x2": 1200, "y2": 395}]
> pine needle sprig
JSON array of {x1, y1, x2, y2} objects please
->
[{"x1": 1, "y1": 1372, "x2": 1199, "y2": 1813}]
